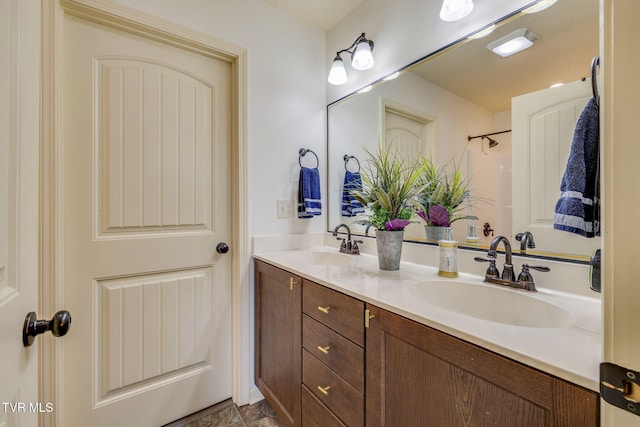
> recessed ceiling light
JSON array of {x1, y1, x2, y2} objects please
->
[
  {"x1": 469, "y1": 25, "x2": 496, "y2": 40},
  {"x1": 523, "y1": 0, "x2": 558, "y2": 14},
  {"x1": 383, "y1": 72, "x2": 401, "y2": 81},
  {"x1": 486, "y1": 28, "x2": 539, "y2": 57}
]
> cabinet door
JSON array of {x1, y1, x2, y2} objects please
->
[
  {"x1": 365, "y1": 305, "x2": 599, "y2": 427},
  {"x1": 255, "y1": 260, "x2": 302, "y2": 426}
]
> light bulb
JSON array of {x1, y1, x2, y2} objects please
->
[
  {"x1": 328, "y1": 56, "x2": 348, "y2": 85},
  {"x1": 439, "y1": 0, "x2": 474, "y2": 22},
  {"x1": 351, "y1": 40, "x2": 374, "y2": 71}
]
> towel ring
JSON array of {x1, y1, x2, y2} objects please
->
[
  {"x1": 343, "y1": 155, "x2": 361, "y2": 173},
  {"x1": 299, "y1": 148, "x2": 319, "y2": 168},
  {"x1": 591, "y1": 56, "x2": 600, "y2": 106}
]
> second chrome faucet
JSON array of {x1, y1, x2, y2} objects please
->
[
  {"x1": 475, "y1": 235, "x2": 549, "y2": 292},
  {"x1": 333, "y1": 223, "x2": 363, "y2": 255}
]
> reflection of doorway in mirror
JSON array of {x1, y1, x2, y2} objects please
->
[
  {"x1": 512, "y1": 78, "x2": 600, "y2": 257},
  {"x1": 382, "y1": 101, "x2": 436, "y2": 161},
  {"x1": 466, "y1": 121, "x2": 513, "y2": 247},
  {"x1": 382, "y1": 102, "x2": 436, "y2": 241}
]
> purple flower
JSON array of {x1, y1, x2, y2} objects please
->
[
  {"x1": 426, "y1": 205, "x2": 450, "y2": 227},
  {"x1": 385, "y1": 219, "x2": 411, "y2": 231}
]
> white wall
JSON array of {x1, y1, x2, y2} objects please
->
[
  {"x1": 326, "y1": 0, "x2": 533, "y2": 103},
  {"x1": 115, "y1": 0, "x2": 329, "y2": 239}
]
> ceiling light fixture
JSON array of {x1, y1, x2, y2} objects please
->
[
  {"x1": 468, "y1": 24, "x2": 496, "y2": 40},
  {"x1": 523, "y1": 0, "x2": 558, "y2": 14},
  {"x1": 486, "y1": 28, "x2": 539, "y2": 57},
  {"x1": 328, "y1": 33, "x2": 374, "y2": 86},
  {"x1": 439, "y1": 0, "x2": 474, "y2": 22}
]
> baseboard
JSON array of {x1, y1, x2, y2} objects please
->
[{"x1": 248, "y1": 386, "x2": 264, "y2": 405}]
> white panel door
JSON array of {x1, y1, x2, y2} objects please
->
[
  {"x1": 60, "y1": 13, "x2": 232, "y2": 427},
  {"x1": 0, "y1": 1, "x2": 40, "y2": 426},
  {"x1": 512, "y1": 79, "x2": 600, "y2": 256}
]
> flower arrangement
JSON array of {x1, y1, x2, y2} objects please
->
[
  {"x1": 350, "y1": 145, "x2": 426, "y2": 231},
  {"x1": 416, "y1": 156, "x2": 478, "y2": 227}
]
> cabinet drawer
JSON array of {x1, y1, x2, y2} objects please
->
[
  {"x1": 302, "y1": 315, "x2": 364, "y2": 392},
  {"x1": 302, "y1": 385, "x2": 346, "y2": 427},
  {"x1": 303, "y1": 350, "x2": 363, "y2": 427},
  {"x1": 302, "y1": 280, "x2": 364, "y2": 346}
]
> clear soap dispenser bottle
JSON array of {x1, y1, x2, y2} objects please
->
[{"x1": 438, "y1": 227, "x2": 458, "y2": 278}]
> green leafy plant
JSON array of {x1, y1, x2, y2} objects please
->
[
  {"x1": 350, "y1": 145, "x2": 426, "y2": 231},
  {"x1": 416, "y1": 156, "x2": 478, "y2": 227}
]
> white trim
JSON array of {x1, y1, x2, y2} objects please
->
[{"x1": 40, "y1": 1, "x2": 250, "y2": 424}]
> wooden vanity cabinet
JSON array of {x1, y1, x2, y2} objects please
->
[
  {"x1": 254, "y1": 261, "x2": 301, "y2": 427},
  {"x1": 302, "y1": 280, "x2": 365, "y2": 426},
  {"x1": 365, "y1": 305, "x2": 600, "y2": 427},
  {"x1": 255, "y1": 260, "x2": 600, "y2": 426}
]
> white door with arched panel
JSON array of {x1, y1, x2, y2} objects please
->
[{"x1": 59, "y1": 11, "x2": 233, "y2": 427}]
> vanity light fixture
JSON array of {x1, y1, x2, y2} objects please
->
[
  {"x1": 439, "y1": 0, "x2": 474, "y2": 22},
  {"x1": 328, "y1": 33, "x2": 374, "y2": 85},
  {"x1": 486, "y1": 28, "x2": 539, "y2": 57},
  {"x1": 523, "y1": 0, "x2": 558, "y2": 14}
]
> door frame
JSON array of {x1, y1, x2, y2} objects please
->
[{"x1": 40, "y1": 1, "x2": 249, "y2": 424}]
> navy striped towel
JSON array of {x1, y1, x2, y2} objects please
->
[
  {"x1": 298, "y1": 167, "x2": 322, "y2": 218},
  {"x1": 553, "y1": 97, "x2": 600, "y2": 237},
  {"x1": 341, "y1": 171, "x2": 365, "y2": 217}
]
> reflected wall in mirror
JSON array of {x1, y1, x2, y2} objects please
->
[{"x1": 327, "y1": 0, "x2": 599, "y2": 260}]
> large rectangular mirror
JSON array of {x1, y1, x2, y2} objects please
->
[{"x1": 327, "y1": 0, "x2": 599, "y2": 261}]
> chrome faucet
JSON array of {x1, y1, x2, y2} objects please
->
[
  {"x1": 474, "y1": 235, "x2": 549, "y2": 292},
  {"x1": 515, "y1": 231, "x2": 536, "y2": 252},
  {"x1": 487, "y1": 235, "x2": 515, "y2": 282},
  {"x1": 332, "y1": 224, "x2": 362, "y2": 255}
]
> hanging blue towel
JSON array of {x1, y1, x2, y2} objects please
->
[
  {"x1": 341, "y1": 171, "x2": 365, "y2": 217},
  {"x1": 554, "y1": 97, "x2": 600, "y2": 237},
  {"x1": 297, "y1": 167, "x2": 322, "y2": 218}
]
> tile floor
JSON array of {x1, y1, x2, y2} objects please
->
[{"x1": 163, "y1": 399, "x2": 284, "y2": 427}]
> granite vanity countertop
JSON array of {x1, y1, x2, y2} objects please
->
[{"x1": 253, "y1": 246, "x2": 602, "y2": 392}]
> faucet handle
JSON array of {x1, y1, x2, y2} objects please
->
[
  {"x1": 336, "y1": 237, "x2": 347, "y2": 251},
  {"x1": 474, "y1": 257, "x2": 499, "y2": 278},
  {"x1": 524, "y1": 264, "x2": 550, "y2": 272},
  {"x1": 517, "y1": 264, "x2": 549, "y2": 292},
  {"x1": 352, "y1": 240, "x2": 363, "y2": 255}
]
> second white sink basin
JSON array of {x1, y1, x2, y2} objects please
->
[
  {"x1": 291, "y1": 251, "x2": 356, "y2": 266},
  {"x1": 408, "y1": 280, "x2": 574, "y2": 328}
]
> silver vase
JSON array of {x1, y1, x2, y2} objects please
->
[
  {"x1": 375, "y1": 229, "x2": 405, "y2": 271},
  {"x1": 425, "y1": 225, "x2": 446, "y2": 242}
]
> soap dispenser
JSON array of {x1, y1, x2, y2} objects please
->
[{"x1": 438, "y1": 227, "x2": 458, "y2": 278}]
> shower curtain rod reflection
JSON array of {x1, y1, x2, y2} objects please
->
[
  {"x1": 467, "y1": 129, "x2": 512, "y2": 141},
  {"x1": 468, "y1": 129, "x2": 511, "y2": 148}
]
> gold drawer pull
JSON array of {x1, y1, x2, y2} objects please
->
[
  {"x1": 317, "y1": 385, "x2": 331, "y2": 396},
  {"x1": 317, "y1": 306, "x2": 331, "y2": 314},
  {"x1": 289, "y1": 277, "x2": 299, "y2": 290},
  {"x1": 317, "y1": 345, "x2": 331, "y2": 354}
]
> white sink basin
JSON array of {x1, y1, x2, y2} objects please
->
[
  {"x1": 408, "y1": 280, "x2": 574, "y2": 328},
  {"x1": 291, "y1": 251, "x2": 356, "y2": 266}
]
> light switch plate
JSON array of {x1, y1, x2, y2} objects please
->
[{"x1": 277, "y1": 199, "x2": 292, "y2": 219}]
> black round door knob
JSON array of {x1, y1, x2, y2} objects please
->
[
  {"x1": 216, "y1": 242, "x2": 229, "y2": 254},
  {"x1": 23, "y1": 310, "x2": 72, "y2": 347}
]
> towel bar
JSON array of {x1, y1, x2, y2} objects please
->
[
  {"x1": 298, "y1": 148, "x2": 319, "y2": 168},
  {"x1": 343, "y1": 154, "x2": 361, "y2": 173}
]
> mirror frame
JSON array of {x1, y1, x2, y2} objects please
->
[{"x1": 326, "y1": 2, "x2": 594, "y2": 265}]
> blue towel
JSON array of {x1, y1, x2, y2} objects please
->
[
  {"x1": 298, "y1": 167, "x2": 322, "y2": 218},
  {"x1": 553, "y1": 98, "x2": 600, "y2": 237},
  {"x1": 341, "y1": 171, "x2": 365, "y2": 217}
]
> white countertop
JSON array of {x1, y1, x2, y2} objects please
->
[{"x1": 253, "y1": 241, "x2": 602, "y2": 392}]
